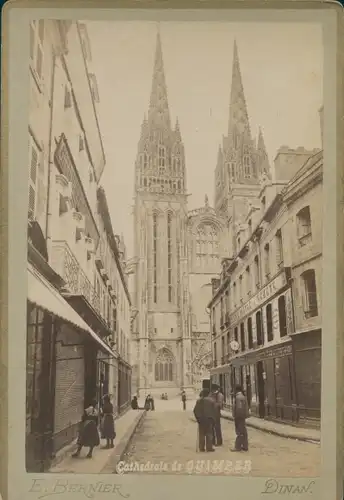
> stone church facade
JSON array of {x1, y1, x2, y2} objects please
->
[{"x1": 131, "y1": 33, "x2": 272, "y2": 396}]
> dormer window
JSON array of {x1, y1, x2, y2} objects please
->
[{"x1": 79, "y1": 134, "x2": 85, "y2": 152}]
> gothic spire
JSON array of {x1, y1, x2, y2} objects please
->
[
  {"x1": 148, "y1": 29, "x2": 171, "y2": 131},
  {"x1": 257, "y1": 127, "x2": 272, "y2": 179},
  {"x1": 175, "y1": 117, "x2": 181, "y2": 142},
  {"x1": 228, "y1": 40, "x2": 251, "y2": 140}
]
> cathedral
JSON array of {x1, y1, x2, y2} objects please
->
[{"x1": 130, "y1": 32, "x2": 272, "y2": 397}]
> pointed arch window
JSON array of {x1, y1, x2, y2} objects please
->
[
  {"x1": 153, "y1": 213, "x2": 158, "y2": 303},
  {"x1": 167, "y1": 212, "x2": 173, "y2": 302},
  {"x1": 174, "y1": 156, "x2": 180, "y2": 173},
  {"x1": 155, "y1": 349, "x2": 174, "y2": 381},
  {"x1": 158, "y1": 144, "x2": 166, "y2": 169},
  {"x1": 143, "y1": 152, "x2": 149, "y2": 169},
  {"x1": 243, "y1": 146, "x2": 251, "y2": 178}
]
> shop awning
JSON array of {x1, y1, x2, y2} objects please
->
[{"x1": 27, "y1": 263, "x2": 115, "y2": 358}]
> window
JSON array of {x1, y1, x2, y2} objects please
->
[
  {"x1": 296, "y1": 206, "x2": 312, "y2": 246},
  {"x1": 240, "y1": 323, "x2": 245, "y2": 351},
  {"x1": 28, "y1": 135, "x2": 42, "y2": 221},
  {"x1": 245, "y1": 266, "x2": 251, "y2": 297},
  {"x1": 228, "y1": 162, "x2": 235, "y2": 181},
  {"x1": 301, "y1": 269, "x2": 318, "y2": 318},
  {"x1": 275, "y1": 229, "x2": 284, "y2": 267},
  {"x1": 155, "y1": 349, "x2": 174, "y2": 381},
  {"x1": 254, "y1": 256, "x2": 260, "y2": 288},
  {"x1": 158, "y1": 144, "x2": 166, "y2": 168},
  {"x1": 264, "y1": 243, "x2": 270, "y2": 277},
  {"x1": 143, "y1": 152, "x2": 149, "y2": 169},
  {"x1": 248, "y1": 219, "x2": 252, "y2": 236},
  {"x1": 234, "y1": 327, "x2": 238, "y2": 343},
  {"x1": 256, "y1": 311, "x2": 263, "y2": 346},
  {"x1": 88, "y1": 73, "x2": 100, "y2": 103},
  {"x1": 243, "y1": 147, "x2": 251, "y2": 178},
  {"x1": 233, "y1": 282, "x2": 237, "y2": 307},
  {"x1": 247, "y1": 317, "x2": 253, "y2": 348},
  {"x1": 278, "y1": 295, "x2": 287, "y2": 337},
  {"x1": 225, "y1": 290, "x2": 229, "y2": 319},
  {"x1": 226, "y1": 332, "x2": 230, "y2": 354},
  {"x1": 30, "y1": 21, "x2": 44, "y2": 82},
  {"x1": 239, "y1": 275, "x2": 243, "y2": 302},
  {"x1": 220, "y1": 297, "x2": 224, "y2": 325},
  {"x1": 167, "y1": 213, "x2": 173, "y2": 302},
  {"x1": 212, "y1": 307, "x2": 216, "y2": 332},
  {"x1": 79, "y1": 134, "x2": 85, "y2": 152},
  {"x1": 266, "y1": 304, "x2": 273, "y2": 341},
  {"x1": 221, "y1": 336, "x2": 225, "y2": 361},
  {"x1": 153, "y1": 213, "x2": 158, "y2": 303},
  {"x1": 213, "y1": 342, "x2": 217, "y2": 366}
]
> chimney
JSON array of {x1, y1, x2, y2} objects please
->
[{"x1": 273, "y1": 146, "x2": 320, "y2": 183}]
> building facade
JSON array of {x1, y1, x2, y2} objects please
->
[
  {"x1": 131, "y1": 33, "x2": 230, "y2": 396},
  {"x1": 26, "y1": 21, "x2": 131, "y2": 472},
  {"x1": 209, "y1": 149, "x2": 322, "y2": 425},
  {"x1": 207, "y1": 38, "x2": 322, "y2": 426}
]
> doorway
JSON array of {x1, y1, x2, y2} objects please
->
[{"x1": 256, "y1": 361, "x2": 265, "y2": 418}]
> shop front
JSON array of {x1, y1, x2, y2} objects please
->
[
  {"x1": 231, "y1": 341, "x2": 297, "y2": 423},
  {"x1": 291, "y1": 329, "x2": 321, "y2": 425},
  {"x1": 26, "y1": 263, "x2": 116, "y2": 472}
]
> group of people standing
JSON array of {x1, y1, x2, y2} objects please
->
[
  {"x1": 72, "y1": 394, "x2": 116, "y2": 459},
  {"x1": 193, "y1": 384, "x2": 249, "y2": 453}
]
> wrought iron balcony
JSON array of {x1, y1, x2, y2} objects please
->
[{"x1": 52, "y1": 240, "x2": 101, "y2": 315}]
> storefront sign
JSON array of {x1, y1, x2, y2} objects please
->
[
  {"x1": 255, "y1": 344, "x2": 292, "y2": 361},
  {"x1": 230, "y1": 271, "x2": 288, "y2": 326},
  {"x1": 231, "y1": 343, "x2": 292, "y2": 366}
]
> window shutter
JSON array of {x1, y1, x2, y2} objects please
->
[{"x1": 28, "y1": 186, "x2": 36, "y2": 220}]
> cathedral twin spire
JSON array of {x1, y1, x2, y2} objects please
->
[
  {"x1": 136, "y1": 30, "x2": 271, "y2": 197},
  {"x1": 136, "y1": 29, "x2": 185, "y2": 195}
]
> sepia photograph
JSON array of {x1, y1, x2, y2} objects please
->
[{"x1": 25, "y1": 18, "x2": 325, "y2": 479}]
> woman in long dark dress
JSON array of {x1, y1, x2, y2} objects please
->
[
  {"x1": 101, "y1": 395, "x2": 116, "y2": 449},
  {"x1": 72, "y1": 400, "x2": 100, "y2": 458}
]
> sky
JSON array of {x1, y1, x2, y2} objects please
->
[{"x1": 85, "y1": 21, "x2": 323, "y2": 259}]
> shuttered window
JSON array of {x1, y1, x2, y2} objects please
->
[
  {"x1": 30, "y1": 20, "x2": 45, "y2": 81},
  {"x1": 28, "y1": 136, "x2": 41, "y2": 221}
]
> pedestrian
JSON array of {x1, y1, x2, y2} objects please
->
[
  {"x1": 100, "y1": 395, "x2": 116, "y2": 449},
  {"x1": 72, "y1": 400, "x2": 100, "y2": 458},
  {"x1": 211, "y1": 385, "x2": 224, "y2": 446},
  {"x1": 144, "y1": 394, "x2": 151, "y2": 410},
  {"x1": 131, "y1": 395, "x2": 139, "y2": 409},
  {"x1": 150, "y1": 395, "x2": 155, "y2": 411},
  {"x1": 231, "y1": 384, "x2": 249, "y2": 452},
  {"x1": 181, "y1": 390, "x2": 187, "y2": 410},
  {"x1": 193, "y1": 388, "x2": 216, "y2": 452}
]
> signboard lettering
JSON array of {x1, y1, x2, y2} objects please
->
[{"x1": 230, "y1": 271, "x2": 287, "y2": 325}]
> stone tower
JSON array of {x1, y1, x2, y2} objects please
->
[
  {"x1": 132, "y1": 31, "x2": 192, "y2": 396},
  {"x1": 214, "y1": 41, "x2": 271, "y2": 256}
]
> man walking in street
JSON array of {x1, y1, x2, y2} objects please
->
[
  {"x1": 231, "y1": 384, "x2": 249, "y2": 452},
  {"x1": 181, "y1": 390, "x2": 187, "y2": 410},
  {"x1": 211, "y1": 385, "x2": 224, "y2": 446},
  {"x1": 193, "y1": 389, "x2": 216, "y2": 452}
]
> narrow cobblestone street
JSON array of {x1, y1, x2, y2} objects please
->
[{"x1": 120, "y1": 399, "x2": 320, "y2": 477}]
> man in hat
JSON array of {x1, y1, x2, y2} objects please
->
[
  {"x1": 211, "y1": 384, "x2": 224, "y2": 446},
  {"x1": 231, "y1": 384, "x2": 249, "y2": 452},
  {"x1": 193, "y1": 389, "x2": 216, "y2": 452}
]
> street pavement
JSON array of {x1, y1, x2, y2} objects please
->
[{"x1": 120, "y1": 397, "x2": 320, "y2": 477}]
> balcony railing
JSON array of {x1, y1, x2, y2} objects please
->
[{"x1": 52, "y1": 240, "x2": 101, "y2": 315}]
